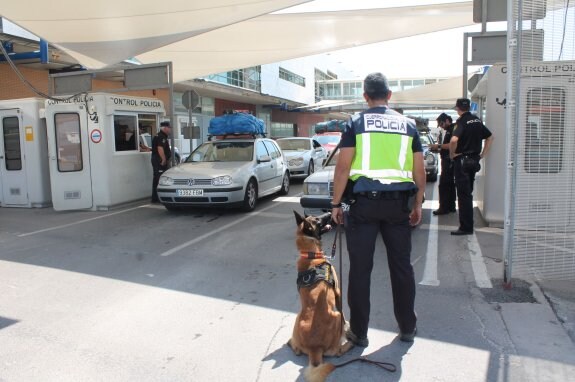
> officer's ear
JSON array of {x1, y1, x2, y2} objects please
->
[{"x1": 386, "y1": 90, "x2": 393, "y2": 102}]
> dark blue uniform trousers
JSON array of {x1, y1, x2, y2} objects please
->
[
  {"x1": 438, "y1": 157, "x2": 456, "y2": 212},
  {"x1": 453, "y1": 158, "x2": 478, "y2": 232},
  {"x1": 345, "y1": 196, "x2": 417, "y2": 338}
]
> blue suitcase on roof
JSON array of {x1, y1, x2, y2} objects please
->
[{"x1": 208, "y1": 113, "x2": 266, "y2": 136}]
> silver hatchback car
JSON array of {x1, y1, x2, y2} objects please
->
[{"x1": 157, "y1": 137, "x2": 290, "y2": 211}]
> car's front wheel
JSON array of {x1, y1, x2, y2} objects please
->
[
  {"x1": 279, "y1": 171, "x2": 290, "y2": 195},
  {"x1": 308, "y1": 160, "x2": 314, "y2": 175},
  {"x1": 242, "y1": 179, "x2": 258, "y2": 211}
]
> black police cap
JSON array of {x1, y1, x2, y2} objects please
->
[
  {"x1": 436, "y1": 112, "x2": 450, "y2": 122},
  {"x1": 455, "y1": 98, "x2": 471, "y2": 109}
]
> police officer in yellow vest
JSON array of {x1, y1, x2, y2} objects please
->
[{"x1": 332, "y1": 73, "x2": 425, "y2": 345}]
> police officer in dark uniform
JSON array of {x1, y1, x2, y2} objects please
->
[
  {"x1": 331, "y1": 73, "x2": 426, "y2": 345},
  {"x1": 430, "y1": 113, "x2": 456, "y2": 215},
  {"x1": 151, "y1": 121, "x2": 172, "y2": 203},
  {"x1": 450, "y1": 98, "x2": 494, "y2": 235}
]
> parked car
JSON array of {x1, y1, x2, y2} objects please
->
[
  {"x1": 157, "y1": 137, "x2": 290, "y2": 211},
  {"x1": 312, "y1": 132, "x2": 341, "y2": 157},
  {"x1": 419, "y1": 131, "x2": 438, "y2": 182},
  {"x1": 299, "y1": 149, "x2": 339, "y2": 215},
  {"x1": 300, "y1": 138, "x2": 433, "y2": 214},
  {"x1": 276, "y1": 137, "x2": 327, "y2": 178}
]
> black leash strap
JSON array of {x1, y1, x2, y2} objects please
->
[{"x1": 335, "y1": 356, "x2": 397, "y2": 372}]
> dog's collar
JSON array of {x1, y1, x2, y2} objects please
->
[{"x1": 300, "y1": 251, "x2": 325, "y2": 259}]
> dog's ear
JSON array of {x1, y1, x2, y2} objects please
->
[{"x1": 293, "y1": 210, "x2": 305, "y2": 226}]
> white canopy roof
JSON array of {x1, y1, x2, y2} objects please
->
[
  {"x1": 0, "y1": 0, "x2": 310, "y2": 68},
  {"x1": 1, "y1": 1, "x2": 474, "y2": 82},
  {"x1": 390, "y1": 76, "x2": 463, "y2": 108}
]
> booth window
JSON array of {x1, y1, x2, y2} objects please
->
[
  {"x1": 524, "y1": 87, "x2": 565, "y2": 174},
  {"x1": 2, "y1": 117, "x2": 22, "y2": 171},
  {"x1": 114, "y1": 115, "x2": 138, "y2": 152},
  {"x1": 137, "y1": 114, "x2": 157, "y2": 151},
  {"x1": 54, "y1": 113, "x2": 83, "y2": 172}
]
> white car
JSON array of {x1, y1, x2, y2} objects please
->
[
  {"x1": 276, "y1": 137, "x2": 327, "y2": 178},
  {"x1": 157, "y1": 137, "x2": 290, "y2": 211}
]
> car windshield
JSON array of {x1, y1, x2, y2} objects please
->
[
  {"x1": 313, "y1": 135, "x2": 341, "y2": 145},
  {"x1": 419, "y1": 134, "x2": 433, "y2": 145},
  {"x1": 186, "y1": 141, "x2": 254, "y2": 162},
  {"x1": 277, "y1": 139, "x2": 311, "y2": 151}
]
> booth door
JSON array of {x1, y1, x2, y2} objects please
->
[
  {"x1": 46, "y1": 106, "x2": 93, "y2": 211},
  {"x1": 0, "y1": 111, "x2": 28, "y2": 206},
  {"x1": 517, "y1": 80, "x2": 574, "y2": 229}
]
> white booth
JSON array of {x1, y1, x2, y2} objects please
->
[
  {"x1": 470, "y1": 64, "x2": 507, "y2": 227},
  {"x1": 471, "y1": 61, "x2": 575, "y2": 230},
  {"x1": 44, "y1": 93, "x2": 165, "y2": 211},
  {"x1": 0, "y1": 98, "x2": 51, "y2": 208}
]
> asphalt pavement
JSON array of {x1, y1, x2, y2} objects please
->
[{"x1": 0, "y1": 182, "x2": 574, "y2": 382}]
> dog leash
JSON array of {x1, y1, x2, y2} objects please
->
[{"x1": 335, "y1": 356, "x2": 397, "y2": 372}]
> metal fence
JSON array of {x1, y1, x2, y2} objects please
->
[{"x1": 505, "y1": 0, "x2": 575, "y2": 281}]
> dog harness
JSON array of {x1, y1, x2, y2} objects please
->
[{"x1": 296, "y1": 261, "x2": 335, "y2": 291}]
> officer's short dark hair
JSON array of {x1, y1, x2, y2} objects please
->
[
  {"x1": 364, "y1": 72, "x2": 390, "y2": 100},
  {"x1": 436, "y1": 112, "x2": 452, "y2": 123},
  {"x1": 455, "y1": 98, "x2": 471, "y2": 111},
  {"x1": 160, "y1": 121, "x2": 171, "y2": 128}
]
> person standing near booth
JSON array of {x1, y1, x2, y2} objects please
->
[
  {"x1": 429, "y1": 113, "x2": 456, "y2": 215},
  {"x1": 151, "y1": 121, "x2": 172, "y2": 203},
  {"x1": 331, "y1": 72, "x2": 425, "y2": 345},
  {"x1": 449, "y1": 98, "x2": 494, "y2": 235}
]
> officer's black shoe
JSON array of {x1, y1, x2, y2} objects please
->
[
  {"x1": 399, "y1": 327, "x2": 417, "y2": 342},
  {"x1": 451, "y1": 229, "x2": 473, "y2": 236},
  {"x1": 432, "y1": 209, "x2": 449, "y2": 216},
  {"x1": 449, "y1": 208, "x2": 457, "y2": 213},
  {"x1": 345, "y1": 329, "x2": 369, "y2": 347}
]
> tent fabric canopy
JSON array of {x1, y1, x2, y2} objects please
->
[
  {"x1": 0, "y1": 0, "x2": 310, "y2": 68},
  {"x1": 0, "y1": 1, "x2": 474, "y2": 83},
  {"x1": 389, "y1": 76, "x2": 463, "y2": 108}
]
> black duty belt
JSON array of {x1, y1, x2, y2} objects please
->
[
  {"x1": 296, "y1": 262, "x2": 335, "y2": 291},
  {"x1": 355, "y1": 190, "x2": 409, "y2": 200}
]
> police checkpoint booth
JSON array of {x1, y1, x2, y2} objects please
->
[
  {"x1": 44, "y1": 93, "x2": 165, "y2": 211},
  {"x1": 0, "y1": 98, "x2": 51, "y2": 208},
  {"x1": 471, "y1": 60, "x2": 575, "y2": 231}
]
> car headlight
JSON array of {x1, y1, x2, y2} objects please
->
[
  {"x1": 212, "y1": 175, "x2": 232, "y2": 186},
  {"x1": 303, "y1": 182, "x2": 329, "y2": 195},
  {"x1": 159, "y1": 176, "x2": 173, "y2": 186},
  {"x1": 289, "y1": 157, "x2": 304, "y2": 166},
  {"x1": 425, "y1": 153, "x2": 436, "y2": 165}
]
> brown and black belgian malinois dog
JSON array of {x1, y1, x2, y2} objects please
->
[{"x1": 288, "y1": 211, "x2": 353, "y2": 382}]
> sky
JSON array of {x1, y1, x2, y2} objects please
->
[{"x1": 280, "y1": 0, "x2": 502, "y2": 79}]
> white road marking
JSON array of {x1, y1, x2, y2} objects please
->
[
  {"x1": 467, "y1": 234, "x2": 493, "y2": 289},
  {"x1": 419, "y1": 187, "x2": 440, "y2": 286},
  {"x1": 17, "y1": 205, "x2": 148, "y2": 237},
  {"x1": 160, "y1": 202, "x2": 280, "y2": 257},
  {"x1": 273, "y1": 196, "x2": 301, "y2": 203}
]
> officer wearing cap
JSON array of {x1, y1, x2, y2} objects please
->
[
  {"x1": 449, "y1": 98, "x2": 494, "y2": 235},
  {"x1": 429, "y1": 113, "x2": 456, "y2": 215},
  {"x1": 331, "y1": 73, "x2": 425, "y2": 345},
  {"x1": 151, "y1": 121, "x2": 172, "y2": 203}
]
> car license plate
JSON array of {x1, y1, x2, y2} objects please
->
[{"x1": 177, "y1": 189, "x2": 204, "y2": 196}]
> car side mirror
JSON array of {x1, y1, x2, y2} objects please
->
[{"x1": 258, "y1": 155, "x2": 272, "y2": 163}]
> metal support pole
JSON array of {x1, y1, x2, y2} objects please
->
[
  {"x1": 503, "y1": 0, "x2": 523, "y2": 287},
  {"x1": 482, "y1": 0, "x2": 488, "y2": 33},
  {"x1": 168, "y1": 62, "x2": 176, "y2": 167},
  {"x1": 463, "y1": 33, "x2": 469, "y2": 97}
]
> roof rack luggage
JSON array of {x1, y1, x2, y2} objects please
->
[{"x1": 208, "y1": 111, "x2": 266, "y2": 140}]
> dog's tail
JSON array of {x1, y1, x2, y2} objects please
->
[{"x1": 303, "y1": 350, "x2": 335, "y2": 382}]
